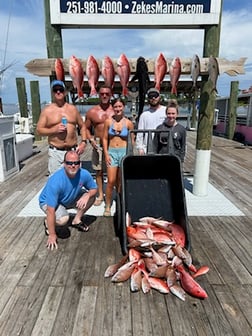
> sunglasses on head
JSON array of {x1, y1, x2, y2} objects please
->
[
  {"x1": 148, "y1": 93, "x2": 159, "y2": 99},
  {"x1": 53, "y1": 87, "x2": 65, "y2": 93},
  {"x1": 65, "y1": 161, "x2": 80, "y2": 166}
]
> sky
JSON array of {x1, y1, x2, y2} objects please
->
[{"x1": 0, "y1": 0, "x2": 251, "y2": 104}]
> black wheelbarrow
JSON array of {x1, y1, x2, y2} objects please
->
[{"x1": 113, "y1": 130, "x2": 190, "y2": 255}]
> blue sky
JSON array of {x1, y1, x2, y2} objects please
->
[{"x1": 0, "y1": 0, "x2": 251, "y2": 104}]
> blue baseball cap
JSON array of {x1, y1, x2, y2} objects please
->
[{"x1": 51, "y1": 80, "x2": 65, "y2": 89}]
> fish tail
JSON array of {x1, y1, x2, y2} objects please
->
[
  {"x1": 122, "y1": 87, "x2": 128, "y2": 96},
  {"x1": 78, "y1": 89, "x2": 84, "y2": 98},
  {"x1": 171, "y1": 87, "x2": 177, "y2": 95}
]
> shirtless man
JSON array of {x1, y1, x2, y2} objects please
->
[
  {"x1": 85, "y1": 85, "x2": 114, "y2": 206},
  {"x1": 36, "y1": 80, "x2": 88, "y2": 175}
]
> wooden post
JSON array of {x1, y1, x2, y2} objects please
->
[
  {"x1": 16, "y1": 78, "x2": 28, "y2": 118},
  {"x1": 193, "y1": 0, "x2": 222, "y2": 196},
  {"x1": 44, "y1": 0, "x2": 64, "y2": 101},
  {"x1": 227, "y1": 81, "x2": 239, "y2": 140},
  {"x1": 30, "y1": 81, "x2": 41, "y2": 140},
  {"x1": 44, "y1": 0, "x2": 63, "y2": 58}
]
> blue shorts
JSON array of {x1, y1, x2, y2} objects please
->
[{"x1": 108, "y1": 147, "x2": 126, "y2": 167}]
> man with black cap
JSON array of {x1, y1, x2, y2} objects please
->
[
  {"x1": 136, "y1": 88, "x2": 166, "y2": 154},
  {"x1": 37, "y1": 80, "x2": 88, "y2": 175}
]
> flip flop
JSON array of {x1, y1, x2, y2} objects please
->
[
  {"x1": 44, "y1": 219, "x2": 71, "y2": 238},
  {"x1": 94, "y1": 198, "x2": 104, "y2": 206},
  {"x1": 103, "y1": 208, "x2": 111, "y2": 217},
  {"x1": 43, "y1": 219, "x2": 49, "y2": 236},
  {"x1": 71, "y1": 222, "x2": 89, "y2": 232}
]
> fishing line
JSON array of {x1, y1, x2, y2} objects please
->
[{"x1": 0, "y1": 0, "x2": 14, "y2": 95}]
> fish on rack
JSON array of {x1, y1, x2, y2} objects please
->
[
  {"x1": 191, "y1": 54, "x2": 201, "y2": 89},
  {"x1": 130, "y1": 56, "x2": 150, "y2": 118},
  {"x1": 86, "y1": 55, "x2": 100, "y2": 97},
  {"x1": 169, "y1": 56, "x2": 181, "y2": 95},
  {"x1": 101, "y1": 56, "x2": 115, "y2": 91},
  {"x1": 154, "y1": 53, "x2": 167, "y2": 91},
  {"x1": 116, "y1": 53, "x2": 131, "y2": 96},
  {"x1": 69, "y1": 55, "x2": 84, "y2": 100},
  {"x1": 54, "y1": 58, "x2": 65, "y2": 82},
  {"x1": 208, "y1": 55, "x2": 219, "y2": 93}
]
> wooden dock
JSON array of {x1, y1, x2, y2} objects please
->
[{"x1": 0, "y1": 132, "x2": 251, "y2": 336}]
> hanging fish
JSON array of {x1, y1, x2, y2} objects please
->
[
  {"x1": 69, "y1": 55, "x2": 84, "y2": 100},
  {"x1": 86, "y1": 55, "x2": 100, "y2": 97},
  {"x1": 117, "y1": 53, "x2": 131, "y2": 96},
  {"x1": 191, "y1": 54, "x2": 201, "y2": 89},
  {"x1": 55, "y1": 58, "x2": 65, "y2": 81},
  {"x1": 208, "y1": 55, "x2": 219, "y2": 93},
  {"x1": 154, "y1": 53, "x2": 167, "y2": 91},
  {"x1": 130, "y1": 56, "x2": 150, "y2": 118},
  {"x1": 101, "y1": 56, "x2": 115, "y2": 90},
  {"x1": 169, "y1": 57, "x2": 181, "y2": 96}
]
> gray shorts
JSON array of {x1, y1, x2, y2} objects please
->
[
  {"x1": 40, "y1": 192, "x2": 85, "y2": 222},
  {"x1": 91, "y1": 147, "x2": 106, "y2": 171},
  {"x1": 48, "y1": 147, "x2": 65, "y2": 175},
  {"x1": 40, "y1": 204, "x2": 69, "y2": 222}
]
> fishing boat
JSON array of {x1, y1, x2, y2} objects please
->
[{"x1": 214, "y1": 92, "x2": 252, "y2": 145}]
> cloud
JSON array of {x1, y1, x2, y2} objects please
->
[{"x1": 0, "y1": 3, "x2": 251, "y2": 103}]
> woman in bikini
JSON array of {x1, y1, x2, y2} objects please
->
[{"x1": 102, "y1": 98, "x2": 135, "y2": 216}]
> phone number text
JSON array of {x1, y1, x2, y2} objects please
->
[{"x1": 64, "y1": 1, "x2": 207, "y2": 15}]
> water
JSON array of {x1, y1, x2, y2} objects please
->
[{"x1": 1, "y1": 103, "x2": 18, "y2": 115}]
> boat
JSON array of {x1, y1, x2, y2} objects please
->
[{"x1": 214, "y1": 93, "x2": 252, "y2": 145}]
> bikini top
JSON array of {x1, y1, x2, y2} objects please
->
[{"x1": 108, "y1": 118, "x2": 129, "y2": 138}]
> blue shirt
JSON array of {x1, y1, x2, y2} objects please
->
[{"x1": 39, "y1": 167, "x2": 97, "y2": 208}]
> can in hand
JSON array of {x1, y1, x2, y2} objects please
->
[
  {"x1": 62, "y1": 116, "x2": 67, "y2": 126},
  {"x1": 95, "y1": 137, "x2": 100, "y2": 147}
]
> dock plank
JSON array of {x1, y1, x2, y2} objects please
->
[
  {"x1": 72, "y1": 286, "x2": 98, "y2": 336},
  {"x1": 30, "y1": 286, "x2": 65, "y2": 336},
  {"x1": 213, "y1": 284, "x2": 252, "y2": 336},
  {"x1": 0, "y1": 133, "x2": 251, "y2": 335}
]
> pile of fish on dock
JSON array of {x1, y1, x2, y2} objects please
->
[
  {"x1": 54, "y1": 53, "x2": 219, "y2": 113},
  {"x1": 104, "y1": 214, "x2": 209, "y2": 301}
]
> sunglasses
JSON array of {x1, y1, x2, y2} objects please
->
[
  {"x1": 53, "y1": 87, "x2": 65, "y2": 93},
  {"x1": 65, "y1": 161, "x2": 80, "y2": 166},
  {"x1": 148, "y1": 93, "x2": 159, "y2": 99}
]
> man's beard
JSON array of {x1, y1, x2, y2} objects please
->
[{"x1": 149, "y1": 101, "x2": 159, "y2": 107}]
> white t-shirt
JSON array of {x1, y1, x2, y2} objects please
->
[{"x1": 136, "y1": 105, "x2": 166, "y2": 153}]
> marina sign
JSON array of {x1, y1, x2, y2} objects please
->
[{"x1": 50, "y1": 0, "x2": 221, "y2": 28}]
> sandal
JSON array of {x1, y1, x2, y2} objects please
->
[
  {"x1": 103, "y1": 208, "x2": 111, "y2": 217},
  {"x1": 94, "y1": 198, "x2": 104, "y2": 206},
  {"x1": 71, "y1": 221, "x2": 89, "y2": 232},
  {"x1": 44, "y1": 219, "x2": 71, "y2": 238},
  {"x1": 44, "y1": 219, "x2": 49, "y2": 236}
]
